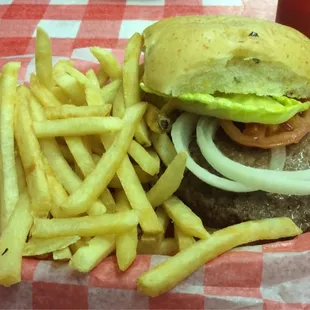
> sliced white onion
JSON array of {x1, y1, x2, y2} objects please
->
[
  {"x1": 269, "y1": 146, "x2": 286, "y2": 171},
  {"x1": 196, "y1": 117, "x2": 310, "y2": 195},
  {"x1": 171, "y1": 113, "x2": 256, "y2": 192}
]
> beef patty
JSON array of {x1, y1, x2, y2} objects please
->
[{"x1": 177, "y1": 129, "x2": 310, "y2": 231}]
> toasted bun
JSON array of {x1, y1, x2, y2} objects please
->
[{"x1": 142, "y1": 15, "x2": 310, "y2": 99}]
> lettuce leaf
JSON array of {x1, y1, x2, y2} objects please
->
[{"x1": 140, "y1": 83, "x2": 310, "y2": 124}]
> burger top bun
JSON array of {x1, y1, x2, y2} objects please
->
[{"x1": 142, "y1": 15, "x2": 310, "y2": 99}]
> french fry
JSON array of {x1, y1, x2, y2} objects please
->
[
  {"x1": 137, "y1": 238, "x2": 178, "y2": 256},
  {"x1": 86, "y1": 69, "x2": 104, "y2": 106},
  {"x1": 160, "y1": 98, "x2": 178, "y2": 116},
  {"x1": 150, "y1": 132, "x2": 177, "y2": 167},
  {"x1": 147, "y1": 152, "x2": 188, "y2": 208},
  {"x1": 59, "y1": 144, "x2": 75, "y2": 163},
  {"x1": 100, "y1": 188, "x2": 116, "y2": 214},
  {"x1": 23, "y1": 236, "x2": 80, "y2": 256},
  {"x1": 30, "y1": 73, "x2": 63, "y2": 108},
  {"x1": 101, "y1": 79, "x2": 121, "y2": 105},
  {"x1": 141, "y1": 206, "x2": 170, "y2": 249},
  {"x1": 15, "y1": 86, "x2": 52, "y2": 218},
  {"x1": 123, "y1": 33, "x2": 151, "y2": 146},
  {"x1": 51, "y1": 86, "x2": 71, "y2": 105},
  {"x1": 70, "y1": 238, "x2": 90, "y2": 254},
  {"x1": 86, "y1": 69, "x2": 100, "y2": 88},
  {"x1": 108, "y1": 165, "x2": 155, "y2": 188},
  {"x1": 0, "y1": 62, "x2": 20, "y2": 231},
  {"x1": 90, "y1": 46, "x2": 122, "y2": 80},
  {"x1": 89, "y1": 136, "x2": 105, "y2": 155},
  {"x1": 174, "y1": 225, "x2": 196, "y2": 251},
  {"x1": 112, "y1": 83, "x2": 125, "y2": 119},
  {"x1": 137, "y1": 217, "x2": 303, "y2": 297},
  {"x1": 128, "y1": 140, "x2": 160, "y2": 176},
  {"x1": 53, "y1": 247, "x2": 72, "y2": 260},
  {"x1": 31, "y1": 210, "x2": 139, "y2": 238},
  {"x1": 65, "y1": 137, "x2": 115, "y2": 213},
  {"x1": 60, "y1": 103, "x2": 147, "y2": 216},
  {"x1": 29, "y1": 96, "x2": 107, "y2": 216},
  {"x1": 65, "y1": 66, "x2": 88, "y2": 85},
  {"x1": 53, "y1": 60, "x2": 73, "y2": 78},
  {"x1": 33, "y1": 117, "x2": 123, "y2": 137},
  {"x1": 15, "y1": 156, "x2": 27, "y2": 194},
  {"x1": 45, "y1": 105, "x2": 112, "y2": 119},
  {"x1": 35, "y1": 27, "x2": 53, "y2": 90},
  {"x1": 115, "y1": 190, "x2": 138, "y2": 271},
  {"x1": 70, "y1": 235, "x2": 116, "y2": 272},
  {"x1": 163, "y1": 196, "x2": 209, "y2": 240},
  {"x1": 115, "y1": 154, "x2": 163, "y2": 235},
  {"x1": 44, "y1": 162, "x2": 71, "y2": 218},
  {"x1": 0, "y1": 193, "x2": 33, "y2": 286},
  {"x1": 96, "y1": 67, "x2": 109, "y2": 87},
  {"x1": 145, "y1": 104, "x2": 171, "y2": 134},
  {"x1": 54, "y1": 73, "x2": 86, "y2": 106}
]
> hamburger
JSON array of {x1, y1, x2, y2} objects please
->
[{"x1": 140, "y1": 15, "x2": 310, "y2": 231}]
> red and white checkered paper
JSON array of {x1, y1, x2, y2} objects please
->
[{"x1": 3, "y1": 0, "x2": 310, "y2": 309}]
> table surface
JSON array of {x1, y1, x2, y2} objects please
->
[{"x1": 0, "y1": 0, "x2": 278, "y2": 57}]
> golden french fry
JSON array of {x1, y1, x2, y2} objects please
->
[
  {"x1": 147, "y1": 152, "x2": 187, "y2": 207},
  {"x1": 112, "y1": 83, "x2": 125, "y2": 119},
  {"x1": 29, "y1": 96, "x2": 107, "y2": 216},
  {"x1": 123, "y1": 33, "x2": 151, "y2": 146},
  {"x1": 96, "y1": 67, "x2": 109, "y2": 87},
  {"x1": 45, "y1": 105, "x2": 112, "y2": 119},
  {"x1": 15, "y1": 156, "x2": 27, "y2": 194},
  {"x1": 145, "y1": 104, "x2": 171, "y2": 134},
  {"x1": 115, "y1": 190, "x2": 138, "y2": 271},
  {"x1": 163, "y1": 196, "x2": 209, "y2": 239},
  {"x1": 137, "y1": 238, "x2": 178, "y2": 256},
  {"x1": 108, "y1": 164, "x2": 155, "y2": 188},
  {"x1": 100, "y1": 188, "x2": 116, "y2": 214},
  {"x1": 100, "y1": 79, "x2": 121, "y2": 105},
  {"x1": 59, "y1": 144, "x2": 75, "y2": 163},
  {"x1": 53, "y1": 60, "x2": 73, "y2": 78},
  {"x1": 141, "y1": 206, "x2": 171, "y2": 249},
  {"x1": 150, "y1": 132, "x2": 177, "y2": 167},
  {"x1": 60, "y1": 103, "x2": 147, "y2": 216},
  {"x1": 15, "y1": 86, "x2": 52, "y2": 218},
  {"x1": 65, "y1": 66, "x2": 88, "y2": 85},
  {"x1": 90, "y1": 47, "x2": 122, "y2": 80},
  {"x1": 160, "y1": 98, "x2": 178, "y2": 115},
  {"x1": 137, "y1": 217, "x2": 302, "y2": 297},
  {"x1": 86, "y1": 70, "x2": 104, "y2": 106},
  {"x1": 123, "y1": 33, "x2": 142, "y2": 108},
  {"x1": 65, "y1": 137, "x2": 115, "y2": 213},
  {"x1": 35, "y1": 27, "x2": 53, "y2": 90},
  {"x1": 128, "y1": 140, "x2": 160, "y2": 176},
  {"x1": 89, "y1": 136, "x2": 105, "y2": 155},
  {"x1": 23, "y1": 236, "x2": 80, "y2": 256},
  {"x1": 86, "y1": 69, "x2": 100, "y2": 87},
  {"x1": 31, "y1": 210, "x2": 139, "y2": 238},
  {"x1": 53, "y1": 247, "x2": 72, "y2": 260},
  {"x1": 0, "y1": 193, "x2": 33, "y2": 286},
  {"x1": 0, "y1": 62, "x2": 21, "y2": 231},
  {"x1": 51, "y1": 86, "x2": 71, "y2": 105},
  {"x1": 115, "y1": 154, "x2": 163, "y2": 235},
  {"x1": 33, "y1": 117, "x2": 123, "y2": 137},
  {"x1": 30, "y1": 73, "x2": 63, "y2": 108},
  {"x1": 54, "y1": 73, "x2": 86, "y2": 106},
  {"x1": 70, "y1": 235, "x2": 115, "y2": 272},
  {"x1": 70, "y1": 238, "x2": 90, "y2": 254},
  {"x1": 174, "y1": 225, "x2": 196, "y2": 251}
]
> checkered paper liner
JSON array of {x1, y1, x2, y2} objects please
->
[{"x1": 1, "y1": 48, "x2": 310, "y2": 309}]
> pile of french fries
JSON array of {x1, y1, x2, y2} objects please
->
[{"x1": 0, "y1": 27, "x2": 303, "y2": 297}]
